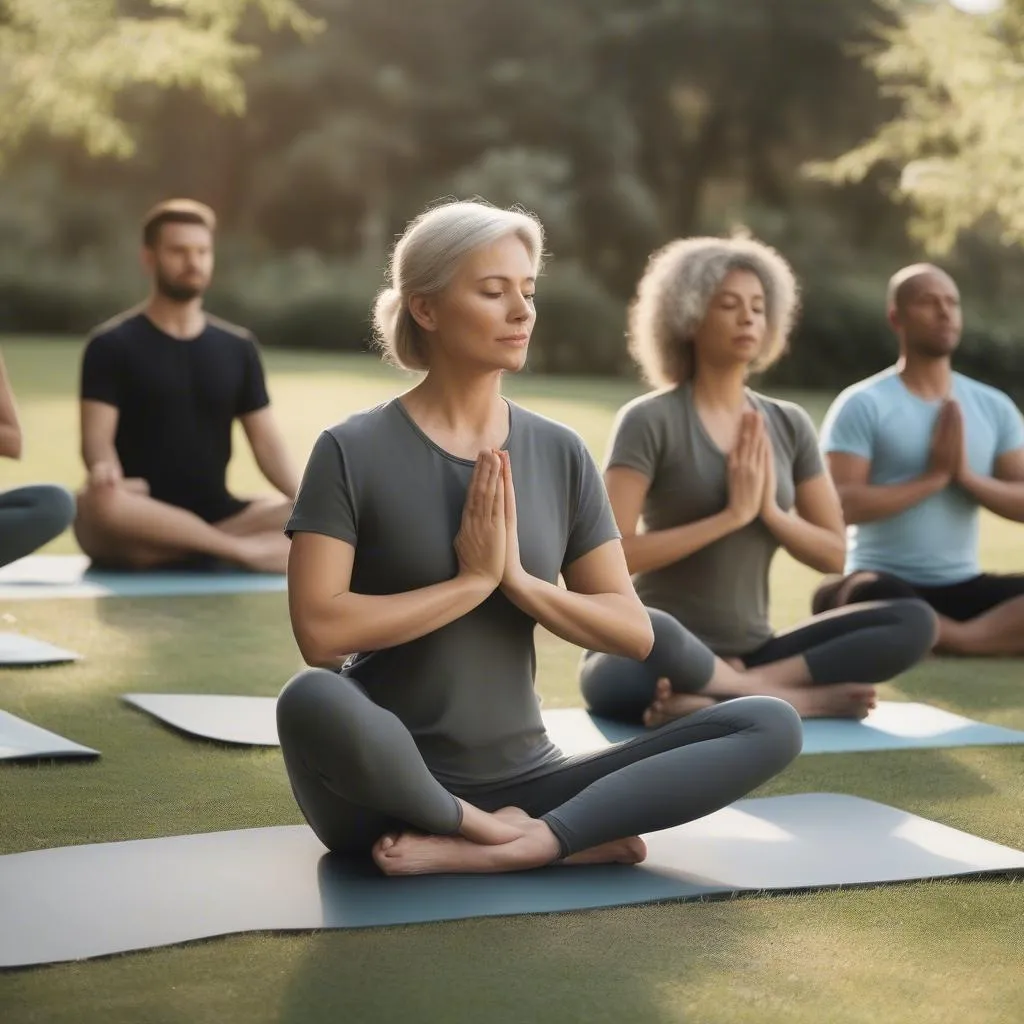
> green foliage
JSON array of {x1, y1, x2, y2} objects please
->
[
  {"x1": 0, "y1": 0, "x2": 321, "y2": 164},
  {"x1": 807, "y1": 0, "x2": 1024, "y2": 254}
]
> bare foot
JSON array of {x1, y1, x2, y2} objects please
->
[
  {"x1": 723, "y1": 656, "x2": 746, "y2": 671},
  {"x1": 772, "y1": 683, "x2": 877, "y2": 720},
  {"x1": 372, "y1": 817, "x2": 560, "y2": 876},
  {"x1": 463, "y1": 808, "x2": 646, "y2": 868},
  {"x1": 643, "y1": 677, "x2": 716, "y2": 728},
  {"x1": 561, "y1": 837, "x2": 648, "y2": 866},
  {"x1": 234, "y1": 533, "x2": 290, "y2": 574}
]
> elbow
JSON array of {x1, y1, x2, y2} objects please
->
[
  {"x1": 292, "y1": 618, "x2": 347, "y2": 670},
  {"x1": 621, "y1": 607, "x2": 655, "y2": 662},
  {"x1": 0, "y1": 428, "x2": 22, "y2": 460}
]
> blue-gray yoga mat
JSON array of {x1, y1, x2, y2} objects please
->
[
  {"x1": 2, "y1": 793, "x2": 1022, "y2": 968},
  {"x1": 0, "y1": 555, "x2": 285, "y2": 600},
  {"x1": 0, "y1": 710, "x2": 98, "y2": 761},
  {"x1": 122, "y1": 693, "x2": 1024, "y2": 755},
  {"x1": 0, "y1": 632, "x2": 80, "y2": 667}
]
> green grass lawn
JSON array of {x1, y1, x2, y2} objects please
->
[{"x1": 1, "y1": 338, "x2": 1022, "y2": 1024}]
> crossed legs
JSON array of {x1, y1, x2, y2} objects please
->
[
  {"x1": 74, "y1": 479, "x2": 291, "y2": 573},
  {"x1": 580, "y1": 601, "x2": 936, "y2": 725},
  {"x1": 814, "y1": 570, "x2": 1024, "y2": 657},
  {"x1": 276, "y1": 667, "x2": 801, "y2": 876}
]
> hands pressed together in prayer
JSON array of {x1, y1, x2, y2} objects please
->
[
  {"x1": 454, "y1": 449, "x2": 528, "y2": 597},
  {"x1": 726, "y1": 409, "x2": 781, "y2": 529}
]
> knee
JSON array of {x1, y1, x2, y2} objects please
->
[
  {"x1": 893, "y1": 598, "x2": 940, "y2": 659},
  {"x1": 731, "y1": 695, "x2": 804, "y2": 767},
  {"x1": 277, "y1": 668, "x2": 370, "y2": 753},
  {"x1": 36, "y1": 486, "x2": 76, "y2": 534}
]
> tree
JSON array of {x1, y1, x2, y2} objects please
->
[
  {"x1": 0, "y1": 0, "x2": 321, "y2": 165},
  {"x1": 807, "y1": 0, "x2": 1024, "y2": 253}
]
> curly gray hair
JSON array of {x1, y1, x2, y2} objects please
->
[{"x1": 628, "y1": 236, "x2": 800, "y2": 387}]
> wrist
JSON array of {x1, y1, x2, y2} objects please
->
[
  {"x1": 761, "y1": 501, "x2": 786, "y2": 530},
  {"x1": 457, "y1": 569, "x2": 499, "y2": 601},
  {"x1": 922, "y1": 469, "x2": 951, "y2": 492},
  {"x1": 720, "y1": 506, "x2": 749, "y2": 532}
]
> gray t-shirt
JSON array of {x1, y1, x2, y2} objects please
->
[
  {"x1": 286, "y1": 398, "x2": 620, "y2": 788},
  {"x1": 606, "y1": 383, "x2": 823, "y2": 656}
]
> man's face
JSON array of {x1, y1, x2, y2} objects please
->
[
  {"x1": 893, "y1": 271, "x2": 962, "y2": 358},
  {"x1": 144, "y1": 222, "x2": 214, "y2": 302}
]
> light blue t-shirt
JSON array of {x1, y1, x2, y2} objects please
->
[{"x1": 820, "y1": 368, "x2": 1024, "y2": 586}]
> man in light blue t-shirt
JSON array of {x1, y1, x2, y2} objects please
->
[{"x1": 814, "y1": 263, "x2": 1024, "y2": 656}]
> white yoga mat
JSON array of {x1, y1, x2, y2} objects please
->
[
  {"x1": 0, "y1": 632, "x2": 80, "y2": 667},
  {"x1": 122, "y1": 693, "x2": 1024, "y2": 755},
  {"x1": 0, "y1": 555, "x2": 285, "y2": 600},
  {"x1": 0, "y1": 710, "x2": 98, "y2": 760},
  {"x1": 2, "y1": 793, "x2": 1021, "y2": 968}
]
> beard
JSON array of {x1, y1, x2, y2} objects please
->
[
  {"x1": 155, "y1": 269, "x2": 207, "y2": 303},
  {"x1": 908, "y1": 331, "x2": 960, "y2": 359}
]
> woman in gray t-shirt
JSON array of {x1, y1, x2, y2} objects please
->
[
  {"x1": 277, "y1": 203, "x2": 802, "y2": 876},
  {"x1": 580, "y1": 236, "x2": 937, "y2": 726}
]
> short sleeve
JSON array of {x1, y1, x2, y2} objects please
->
[
  {"x1": 285, "y1": 431, "x2": 357, "y2": 544},
  {"x1": 604, "y1": 402, "x2": 662, "y2": 478},
  {"x1": 788, "y1": 405, "x2": 825, "y2": 484},
  {"x1": 80, "y1": 333, "x2": 123, "y2": 408},
  {"x1": 563, "y1": 438, "x2": 621, "y2": 570},
  {"x1": 819, "y1": 390, "x2": 877, "y2": 460},
  {"x1": 993, "y1": 392, "x2": 1024, "y2": 456},
  {"x1": 236, "y1": 337, "x2": 271, "y2": 416}
]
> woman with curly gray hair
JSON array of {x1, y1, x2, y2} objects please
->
[{"x1": 580, "y1": 236, "x2": 937, "y2": 725}]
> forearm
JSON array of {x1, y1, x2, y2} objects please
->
[
  {"x1": 960, "y1": 472, "x2": 1024, "y2": 522},
  {"x1": 501, "y1": 573, "x2": 653, "y2": 661},
  {"x1": 293, "y1": 573, "x2": 494, "y2": 668},
  {"x1": 621, "y1": 510, "x2": 742, "y2": 575},
  {"x1": 838, "y1": 473, "x2": 947, "y2": 524},
  {"x1": 762, "y1": 506, "x2": 845, "y2": 574},
  {"x1": 0, "y1": 359, "x2": 22, "y2": 459},
  {"x1": 254, "y1": 439, "x2": 300, "y2": 499},
  {"x1": 82, "y1": 439, "x2": 120, "y2": 472}
]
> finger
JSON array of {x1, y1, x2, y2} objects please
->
[
  {"x1": 466, "y1": 455, "x2": 485, "y2": 514},
  {"x1": 491, "y1": 452, "x2": 506, "y2": 521},
  {"x1": 481, "y1": 452, "x2": 499, "y2": 514},
  {"x1": 500, "y1": 451, "x2": 515, "y2": 520}
]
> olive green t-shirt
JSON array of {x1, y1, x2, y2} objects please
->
[
  {"x1": 286, "y1": 398, "x2": 621, "y2": 788},
  {"x1": 606, "y1": 383, "x2": 823, "y2": 655}
]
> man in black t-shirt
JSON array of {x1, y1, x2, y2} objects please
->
[{"x1": 75, "y1": 199, "x2": 299, "y2": 573}]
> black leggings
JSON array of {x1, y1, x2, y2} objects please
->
[
  {"x1": 579, "y1": 601, "x2": 936, "y2": 724},
  {"x1": 0, "y1": 485, "x2": 76, "y2": 569},
  {"x1": 276, "y1": 668, "x2": 802, "y2": 859}
]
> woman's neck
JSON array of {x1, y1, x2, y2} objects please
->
[
  {"x1": 691, "y1": 366, "x2": 748, "y2": 411},
  {"x1": 403, "y1": 364, "x2": 508, "y2": 449}
]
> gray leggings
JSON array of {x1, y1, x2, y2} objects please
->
[
  {"x1": 580, "y1": 601, "x2": 937, "y2": 723},
  {"x1": 0, "y1": 484, "x2": 76, "y2": 569},
  {"x1": 276, "y1": 667, "x2": 802, "y2": 859}
]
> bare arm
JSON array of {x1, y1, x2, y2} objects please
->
[
  {"x1": 288, "y1": 533, "x2": 495, "y2": 668},
  {"x1": 241, "y1": 406, "x2": 301, "y2": 500},
  {"x1": 81, "y1": 399, "x2": 123, "y2": 484},
  {"x1": 504, "y1": 540, "x2": 654, "y2": 661},
  {"x1": 497, "y1": 452, "x2": 653, "y2": 661},
  {"x1": 762, "y1": 472, "x2": 846, "y2": 574},
  {"x1": 958, "y1": 448, "x2": 1024, "y2": 522},
  {"x1": 288, "y1": 451, "x2": 506, "y2": 668},
  {"x1": 827, "y1": 452, "x2": 948, "y2": 525},
  {"x1": 0, "y1": 351, "x2": 23, "y2": 459},
  {"x1": 605, "y1": 466, "x2": 744, "y2": 576}
]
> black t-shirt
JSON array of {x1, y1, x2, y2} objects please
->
[{"x1": 80, "y1": 311, "x2": 270, "y2": 521}]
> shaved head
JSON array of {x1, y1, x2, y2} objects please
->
[
  {"x1": 886, "y1": 263, "x2": 962, "y2": 359},
  {"x1": 886, "y1": 263, "x2": 956, "y2": 315}
]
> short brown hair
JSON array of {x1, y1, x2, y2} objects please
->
[{"x1": 142, "y1": 199, "x2": 216, "y2": 248}]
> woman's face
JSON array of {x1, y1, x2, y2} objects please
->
[
  {"x1": 693, "y1": 269, "x2": 768, "y2": 371},
  {"x1": 414, "y1": 233, "x2": 537, "y2": 374}
]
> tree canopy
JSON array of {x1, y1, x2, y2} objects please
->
[
  {"x1": 0, "y1": 0, "x2": 320, "y2": 164},
  {"x1": 808, "y1": 0, "x2": 1024, "y2": 253}
]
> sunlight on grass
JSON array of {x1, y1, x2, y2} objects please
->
[{"x1": 1, "y1": 338, "x2": 1023, "y2": 1024}]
